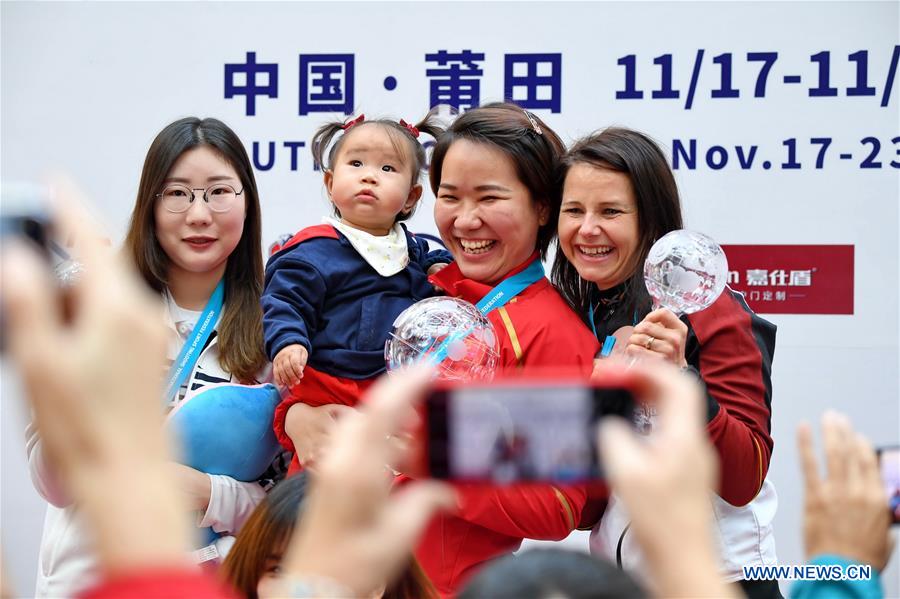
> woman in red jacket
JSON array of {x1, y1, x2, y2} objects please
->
[
  {"x1": 552, "y1": 127, "x2": 780, "y2": 599},
  {"x1": 413, "y1": 102, "x2": 601, "y2": 596}
]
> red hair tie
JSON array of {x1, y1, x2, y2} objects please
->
[
  {"x1": 342, "y1": 114, "x2": 365, "y2": 130},
  {"x1": 399, "y1": 119, "x2": 420, "y2": 138}
]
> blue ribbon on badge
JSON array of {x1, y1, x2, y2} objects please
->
[
  {"x1": 589, "y1": 304, "x2": 640, "y2": 359},
  {"x1": 163, "y1": 279, "x2": 225, "y2": 404},
  {"x1": 474, "y1": 259, "x2": 545, "y2": 314},
  {"x1": 427, "y1": 259, "x2": 545, "y2": 365}
]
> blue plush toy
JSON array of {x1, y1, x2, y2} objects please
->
[{"x1": 166, "y1": 383, "x2": 282, "y2": 549}]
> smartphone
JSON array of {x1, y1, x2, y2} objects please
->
[
  {"x1": 877, "y1": 445, "x2": 900, "y2": 525},
  {"x1": 415, "y1": 372, "x2": 638, "y2": 483},
  {"x1": 0, "y1": 183, "x2": 55, "y2": 350},
  {"x1": 0, "y1": 183, "x2": 53, "y2": 256}
]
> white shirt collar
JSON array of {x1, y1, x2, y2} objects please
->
[{"x1": 326, "y1": 217, "x2": 410, "y2": 277}]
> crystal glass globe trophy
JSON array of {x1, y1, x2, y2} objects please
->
[
  {"x1": 637, "y1": 230, "x2": 728, "y2": 432},
  {"x1": 385, "y1": 297, "x2": 499, "y2": 382},
  {"x1": 643, "y1": 229, "x2": 729, "y2": 316}
]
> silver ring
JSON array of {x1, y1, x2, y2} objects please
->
[{"x1": 645, "y1": 336, "x2": 655, "y2": 350}]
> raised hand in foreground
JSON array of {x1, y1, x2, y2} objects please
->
[
  {"x1": 798, "y1": 412, "x2": 894, "y2": 571},
  {"x1": 275, "y1": 366, "x2": 456, "y2": 597},
  {"x1": 3, "y1": 185, "x2": 455, "y2": 599},
  {"x1": 1, "y1": 181, "x2": 191, "y2": 575},
  {"x1": 594, "y1": 359, "x2": 739, "y2": 598}
]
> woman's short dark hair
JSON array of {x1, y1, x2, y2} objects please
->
[
  {"x1": 458, "y1": 548, "x2": 647, "y2": 599},
  {"x1": 123, "y1": 117, "x2": 266, "y2": 381},
  {"x1": 551, "y1": 127, "x2": 684, "y2": 319},
  {"x1": 428, "y1": 102, "x2": 566, "y2": 258}
]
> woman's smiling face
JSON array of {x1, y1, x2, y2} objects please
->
[
  {"x1": 153, "y1": 145, "x2": 246, "y2": 281},
  {"x1": 557, "y1": 163, "x2": 640, "y2": 291},
  {"x1": 434, "y1": 139, "x2": 547, "y2": 285}
]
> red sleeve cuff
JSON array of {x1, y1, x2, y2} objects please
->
[
  {"x1": 273, "y1": 396, "x2": 303, "y2": 453},
  {"x1": 706, "y1": 408, "x2": 769, "y2": 505}
]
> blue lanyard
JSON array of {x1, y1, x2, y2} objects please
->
[
  {"x1": 475, "y1": 258, "x2": 545, "y2": 314},
  {"x1": 428, "y1": 259, "x2": 545, "y2": 364},
  {"x1": 163, "y1": 280, "x2": 225, "y2": 404}
]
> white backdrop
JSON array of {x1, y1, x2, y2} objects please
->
[{"x1": 2, "y1": 1, "x2": 898, "y2": 596}]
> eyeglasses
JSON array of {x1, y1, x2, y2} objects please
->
[{"x1": 155, "y1": 183, "x2": 244, "y2": 213}]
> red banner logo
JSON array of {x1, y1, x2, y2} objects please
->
[{"x1": 720, "y1": 245, "x2": 854, "y2": 315}]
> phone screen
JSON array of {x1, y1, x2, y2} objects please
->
[
  {"x1": 877, "y1": 446, "x2": 900, "y2": 525},
  {"x1": 425, "y1": 384, "x2": 635, "y2": 483}
]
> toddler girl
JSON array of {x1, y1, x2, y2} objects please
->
[{"x1": 262, "y1": 114, "x2": 451, "y2": 472}]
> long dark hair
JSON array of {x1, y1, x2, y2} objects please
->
[
  {"x1": 124, "y1": 117, "x2": 266, "y2": 382},
  {"x1": 311, "y1": 115, "x2": 444, "y2": 222},
  {"x1": 221, "y1": 474, "x2": 439, "y2": 599},
  {"x1": 428, "y1": 102, "x2": 565, "y2": 258},
  {"x1": 551, "y1": 127, "x2": 684, "y2": 321}
]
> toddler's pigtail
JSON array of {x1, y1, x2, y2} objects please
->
[
  {"x1": 310, "y1": 120, "x2": 349, "y2": 171},
  {"x1": 413, "y1": 112, "x2": 445, "y2": 146}
]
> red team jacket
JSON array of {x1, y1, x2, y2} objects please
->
[
  {"x1": 684, "y1": 288, "x2": 776, "y2": 506},
  {"x1": 587, "y1": 286, "x2": 776, "y2": 578},
  {"x1": 409, "y1": 254, "x2": 601, "y2": 596}
]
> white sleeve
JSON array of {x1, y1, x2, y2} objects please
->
[
  {"x1": 197, "y1": 474, "x2": 267, "y2": 534},
  {"x1": 25, "y1": 422, "x2": 71, "y2": 507}
]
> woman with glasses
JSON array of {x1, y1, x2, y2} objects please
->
[{"x1": 27, "y1": 117, "x2": 285, "y2": 597}]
